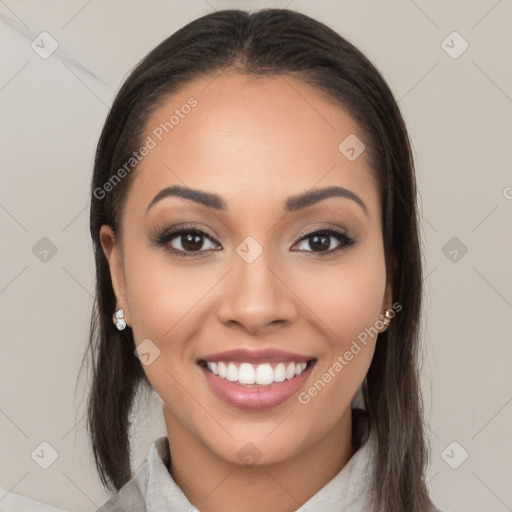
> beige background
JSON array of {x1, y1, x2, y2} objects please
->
[{"x1": 1, "y1": 1, "x2": 511, "y2": 511}]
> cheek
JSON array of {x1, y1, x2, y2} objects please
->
[
  {"x1": 122, "y1": 252, "x2": 203, "y2": 413},
  {"x1": 293, "y1": 247, "x2": 387, "y2": 345},
  {"x1": 290, "y1": 244, "x2": 386, "y2": 409},
  {"x1": 124, "y1": 246, "x2": 212, "y2": 341}
]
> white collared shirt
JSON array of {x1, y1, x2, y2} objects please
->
[{"x1": 96, "y1": 430, "x2": 377, "y2": 512}]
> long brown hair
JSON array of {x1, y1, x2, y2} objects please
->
[{"x1": 83, "y1": 8, "x2": 436, "y2": 511}]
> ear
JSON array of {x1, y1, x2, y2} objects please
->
[
  {"x1": 99, "y1": 224, "x2": 131, "y2": 327},
  {"x1": 378, "y1": 279, "x2": 393, "y2": 334}
]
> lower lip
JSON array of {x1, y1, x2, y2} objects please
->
[{"x1": 199, "y1": 362, "x2": 315, "y2": 411}]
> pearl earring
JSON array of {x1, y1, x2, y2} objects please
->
[
  {"x1": 113, "y1": 308, "x2": 126, "y2": 330},
  {"x1": 381, "y1": 309, "x2": 394, "y2": 328}
]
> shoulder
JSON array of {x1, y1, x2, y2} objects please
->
[
  {"x1": 96, "y1": 436, "x2": 169, "y2": 512},
  {"x1": 95, "y1": 464, "x2": 150, "y2": 512}
]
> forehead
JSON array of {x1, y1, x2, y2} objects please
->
[{"x1": 125, "y1": 71, "x2": 380, "y2": 219}]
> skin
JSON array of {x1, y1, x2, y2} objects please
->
[{"x1": 100, "y1": 71, "x2": 392, "y2": 512}]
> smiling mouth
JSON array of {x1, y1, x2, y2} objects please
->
[{"x1": 197, "y1": 359, "x2": 317, "y2": 387}]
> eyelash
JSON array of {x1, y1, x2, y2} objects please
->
[{"x1": 152, "y1": 224, "x2": 356, "y2": 259}]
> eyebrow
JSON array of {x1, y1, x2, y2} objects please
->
[{"x1": 145, "y1": 185, "x2": 368, "y2": 216}]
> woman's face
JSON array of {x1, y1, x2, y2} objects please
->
[{"x1": 100, "y1": 71, "x2": 391, "y2": 467}]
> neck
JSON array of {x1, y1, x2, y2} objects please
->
[{"x1": 163, "y1": 406, "x2": 355, "y2": 512}]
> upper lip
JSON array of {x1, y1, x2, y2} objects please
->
[{"x1": 198, "y1": 348, "x2": 315, "y2": 364}]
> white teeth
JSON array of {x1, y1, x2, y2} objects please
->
[
  {"x1": 226, "y1": 363, "x2": 238, "y2": 382},
  {"x1": 218, "y1": 362, "x2": 227, "y2": 378},
  {"x1": 256, "y1": 364, "x2": 274, "y2": 385},
  {"x1": 295, "y1": 363, "x2": 306, "y2": 376},
  {"x1": 238, "y1": 363, "x2": 255, "y2": 384},
  {"x1": 205, "y1": 360, "x2": 310, "y2": 385},
  {"x1": 274, "y1": 363, "x2": 286, "y2": 382}
]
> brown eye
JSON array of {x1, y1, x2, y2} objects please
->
[
  {"x1": 292, "y1": 229, "x2": 355, "y2": 256},
  {"x1": 152, "y1": 225, "x2": 355, "y2": 259},
  {"x1": 153, "y1": 227, "x2": 219, "y2": 258}
]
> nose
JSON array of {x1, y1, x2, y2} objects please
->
[{"x1": 216, "y1": 249, "x2": 299, "y2": 335}]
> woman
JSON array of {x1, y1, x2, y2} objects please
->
[{"x1": 86, "y1": 8, "x2": 446, "y2": 512}]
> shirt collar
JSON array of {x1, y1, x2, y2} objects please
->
[{"x1": 142, "y1": 411, "x2": 375, "y2": 512}]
